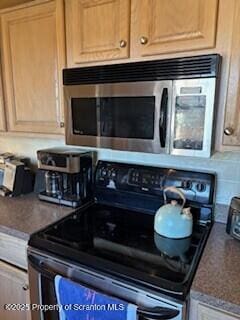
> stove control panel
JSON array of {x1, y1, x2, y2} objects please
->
[
  {"x1": 128, "y1": 169, "x2": 163, "y2": 189},
  {"x1": 95, "y1": 161, "x2": 215, "y2": 205}
]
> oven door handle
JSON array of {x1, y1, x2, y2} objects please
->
[
  {"x1": 159, "y1": 87, "x2": 168, "y2": 148},
  {"x1": 138, "y1": 306, "x2": 179, "y2": 320},
  {"x1": 28, "y1": 254, "x2": 179, "y2": 320},
  {"x1": 28, "y1": 254, "x2": 58, "y2": 280}
]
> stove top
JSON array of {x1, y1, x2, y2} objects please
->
[
  {"x1": 30, "y1": 203, "x2": 211, "y2": 299},
  {"x1": 29, "y1": 161, "x2": 215, "y2": 300}
]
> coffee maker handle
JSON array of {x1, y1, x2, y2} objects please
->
[
  {"x1": 82, "y1": 169, "x2": 88, "y2": 199},
  {"x1": 56, "y1": 175, "x2": 63, "y2": 200}
]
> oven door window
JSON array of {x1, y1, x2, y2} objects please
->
[
  {"x1": 100, "y1": 97, "x2": 155, "y2": 139},
  {"x1": 71, "y1": 98, "x2": 97, "y2": 136},
  {"x1": 173, "y1": 95, "x2": 206, "y2": 150}
]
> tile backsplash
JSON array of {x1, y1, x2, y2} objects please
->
[{"x1": 0, "y1": 135, "x2": 239, "y2": 209}]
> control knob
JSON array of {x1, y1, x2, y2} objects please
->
[
  {"x1": 181, "y1": 180, "x2": 192, "y2": 189},
  {"x1": 196, "y1": 182, "x2": 206, "y2": 192},
  {"x1": 111, "y1": 170, "x2": 116, "y2": 178},
  {"x1": 101, "y1": 168, "x2": 107, "y2": 177}
]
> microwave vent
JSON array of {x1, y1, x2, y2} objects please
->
[{"x1": 63, "y1": 54, "x2": 221, "y2": 85}]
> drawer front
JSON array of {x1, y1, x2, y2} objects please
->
[
  {"x1": 0, "y1": 232, "x2": 27, "y2": 270},
  {"x1": 198, "y1": 303, "x2": 240, "y2": 320}
]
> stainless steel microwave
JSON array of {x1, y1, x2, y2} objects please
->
[{"x1": 63, "y1": 55, "x2": 221, "y2": 158}]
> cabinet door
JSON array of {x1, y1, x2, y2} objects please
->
[
  {"x1": 0, "y1": 261, "x2": 30, "y2": 320},
  {"x1": 0, "y1": 70, "x2": 6, "y2": 131},
  {"x1": 0, "y1": 0, "x2": 65, "y2": 134},
  {"x1": 66, "y1": 0, "x2": 130, "y2": 66},
  {"x1": 223, "y1": 0, "x2": 240, "y2": 146},
  {"x1": 131, "y1": 0, "x2": 219, "y2": 58}
]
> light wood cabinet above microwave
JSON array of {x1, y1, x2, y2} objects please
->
[
  {"x1": 131, "y1": 0, "x2": 218, "y2": 58},
  {"x1": 65, "y1": 0, "x2": 131, "y2": 65},
  {"x1": 65, "y1": 0, "x2": 219, "y2": 67},
  {"x1": 0, "y1": 0, "x2": 66, "y2": 134}
]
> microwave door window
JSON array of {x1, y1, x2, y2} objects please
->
[
  {"x1": 100, "y1": 97, "x2": 155, "y2": 139},
  {"x1": 173, "y1": 95, "x2": 206, "y2": 150},
  {"x1": 71, "y1": 98, "x2": 97, "y2": 136}
]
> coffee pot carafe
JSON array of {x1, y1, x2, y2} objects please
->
[{"x1": 45, "y1": 171, "x2": 63, "y2": 197}]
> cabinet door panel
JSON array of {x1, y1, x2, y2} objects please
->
[
  {"x1": 0, "y1": 261, "x2": 30, "y2": 320},
  {"x1": 66, "y1": 0, "x2": 130, "y2": 65},
  {"x1": 0, "y1": 71, "x2": 6, "y2": 131},
  {"x1": 223, "y1": 0, "x2": 240, "y2": 146},
  {"x1": 131, "y1": 0, "x2": 219, "y2": 57},
  {"x1": 1, "y1": 0, "x2": 65, "y2": 134}
]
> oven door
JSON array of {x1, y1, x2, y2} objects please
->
[
  {"x1": 28, "y1": 249, "x2": 185, "y2": 320},
  {"x1": 64, "y1": 81, "x2": 172, "y2": 153}
]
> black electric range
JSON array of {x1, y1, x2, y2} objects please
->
[{"x1": 29, "y1": 161, "x2": 215, "y2": 302}]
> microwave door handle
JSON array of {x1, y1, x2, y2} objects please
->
[
  {"x1": 159, "y1": 88, "x2": 168, "y2": 148},
  {"x1": 138, "y1": 306, "x2": 179, "y2": 320}
]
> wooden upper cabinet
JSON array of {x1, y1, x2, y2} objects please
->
[
  {"x1": 131, "y1": 0, "x2": 219, "y2": 58},
  {"x1": 0, "y1": 72, "x2": 6, "y2": 131},
  {"x1": 223, "y1": 0, "x2": 240, "y2": 146},
  {"x1": 65, "y1": 0, "x2": 130, "y2": 66},
  {"x1": 0, "y1": 0, "x2": 66, "y2": 134}
]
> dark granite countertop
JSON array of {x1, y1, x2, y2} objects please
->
[
  {"x1": 191, "y1": 222, "x2": 240, "y2": 315},
  {"x1": 0, "y1": 193, "x2": 73, "y2": 241}
]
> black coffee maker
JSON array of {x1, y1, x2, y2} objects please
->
[{"x1": 36, "y1": 148, "x2": 94, "y2": 208}]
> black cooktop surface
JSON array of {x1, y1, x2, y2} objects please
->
[{"x1": 29, "y1": 203, "x2": 211, "y2": 299}]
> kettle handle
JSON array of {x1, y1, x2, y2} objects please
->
[{"x1": 163, "y1": 186, "x2": 186, "y2": 208}]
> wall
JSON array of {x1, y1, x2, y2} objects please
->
[{"x1": 0, "y1": 135, "x2": 239, "y2": 219}]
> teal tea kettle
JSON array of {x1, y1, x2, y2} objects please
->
[{"x1": 154, "y1": 186, "x2": 193, "y2": 239}]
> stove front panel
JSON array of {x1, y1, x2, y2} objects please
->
[{"x1": 28, "y1": 248, "x2": 186, "y2": 320}]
